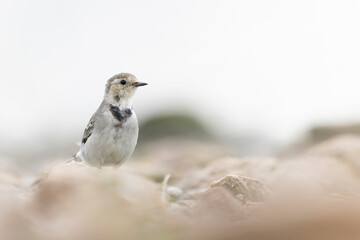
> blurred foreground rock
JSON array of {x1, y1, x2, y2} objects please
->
[
  {"x1": 30, "y1": 162, "x2": 170, "y2": 240},
  {"x1": 306, "y1": 134, "x2": 360, "y2": 171},
  {"x1": 3, "y1": 135, "x2": 360, "y2": 239}
]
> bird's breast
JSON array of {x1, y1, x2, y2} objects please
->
[{"x1": 81, "y1": 109, "x2": 139, "y2": 167}]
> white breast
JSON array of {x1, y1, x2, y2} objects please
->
[{"x1": 80, "y1": 111, "x2": 139, "y2": 167}]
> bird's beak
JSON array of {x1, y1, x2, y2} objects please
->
[{"x1": 133, "y1": 82, "x2": 148, "y2": 87}]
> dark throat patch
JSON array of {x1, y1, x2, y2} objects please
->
[{"x1": 109, "y1": 105, "x2": 132, "y2": 124}]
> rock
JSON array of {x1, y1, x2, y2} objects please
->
[
  {"x1": 306, "y1": 134, "x2": 360, "y2": 169},
  {"x1": 301, "y1": 135, "x2": 360, "y2": 191},
  {"x1": 166, "y1": 186, "x2": 184, "y2": 201},
  {"x1": 33, "y1": 161, "x2": 162, "y2": 212},
  {"x1": 177, "y1": 157, "x2": 277, "y2": 191},
  {"x1": 194, "y1": 187, "x2": 246, "y2": 221},
  {"x1": 28, "y1": 161, "x2": 165, "y2": 240},
  {"x1": 210, "y1": 175, "x2": 270, "y2": 202},
  {"x1": 168, "y1": 200, "x2": 196, "y2": 217},
  {"x1": 180, "y1": 187, "x2": 210, "y2": 200}
]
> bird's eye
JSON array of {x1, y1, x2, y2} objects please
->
[{"x1": 120, "y1": 80, "x2": 126, "y2": 85}]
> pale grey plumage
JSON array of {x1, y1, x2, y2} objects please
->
[{"x1": 75, "y1": 73, "x2": 147, "y2": 168}]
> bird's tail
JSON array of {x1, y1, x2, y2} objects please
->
[{"x1": 66, "y1": 151, "x2": 83, "y2": 163}]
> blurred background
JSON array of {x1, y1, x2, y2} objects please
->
[
  {"x1": 1, "y1": 0, "x2": 360, "y2": 169},
  {"x1": 4, "y1": 2, "x2": 360, "y2": 240}
]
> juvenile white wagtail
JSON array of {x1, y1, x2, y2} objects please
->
[{"x1": 74, "y1": 73, "x2": 147, "y2": 168}]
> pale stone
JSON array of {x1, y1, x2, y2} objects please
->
[{"x1": 210, "y1": 174, "x2": 270, "y2": 202}]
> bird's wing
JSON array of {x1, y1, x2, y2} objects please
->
[{"x1": 81, "y1": 114, "x2": 96, "y2": 144}]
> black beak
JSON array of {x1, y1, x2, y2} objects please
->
[{"x1": 133, "y1": 82, "x2": 148, "y2": 87}]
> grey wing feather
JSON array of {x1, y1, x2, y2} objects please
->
[{"x1": 81, "y1": 114, "x2": 95, "y2": 144}]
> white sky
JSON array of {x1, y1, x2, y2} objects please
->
[{"x1": 1, "y1": 0, "x2": 360, "y2": 152}]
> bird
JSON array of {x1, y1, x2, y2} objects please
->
[{"x1": 74, "y1": 73, "x2": 147, "y2": 168}]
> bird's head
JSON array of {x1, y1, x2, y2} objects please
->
[{"x1": 105, "y1": 73, "x2": 147, "y2": 103}]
